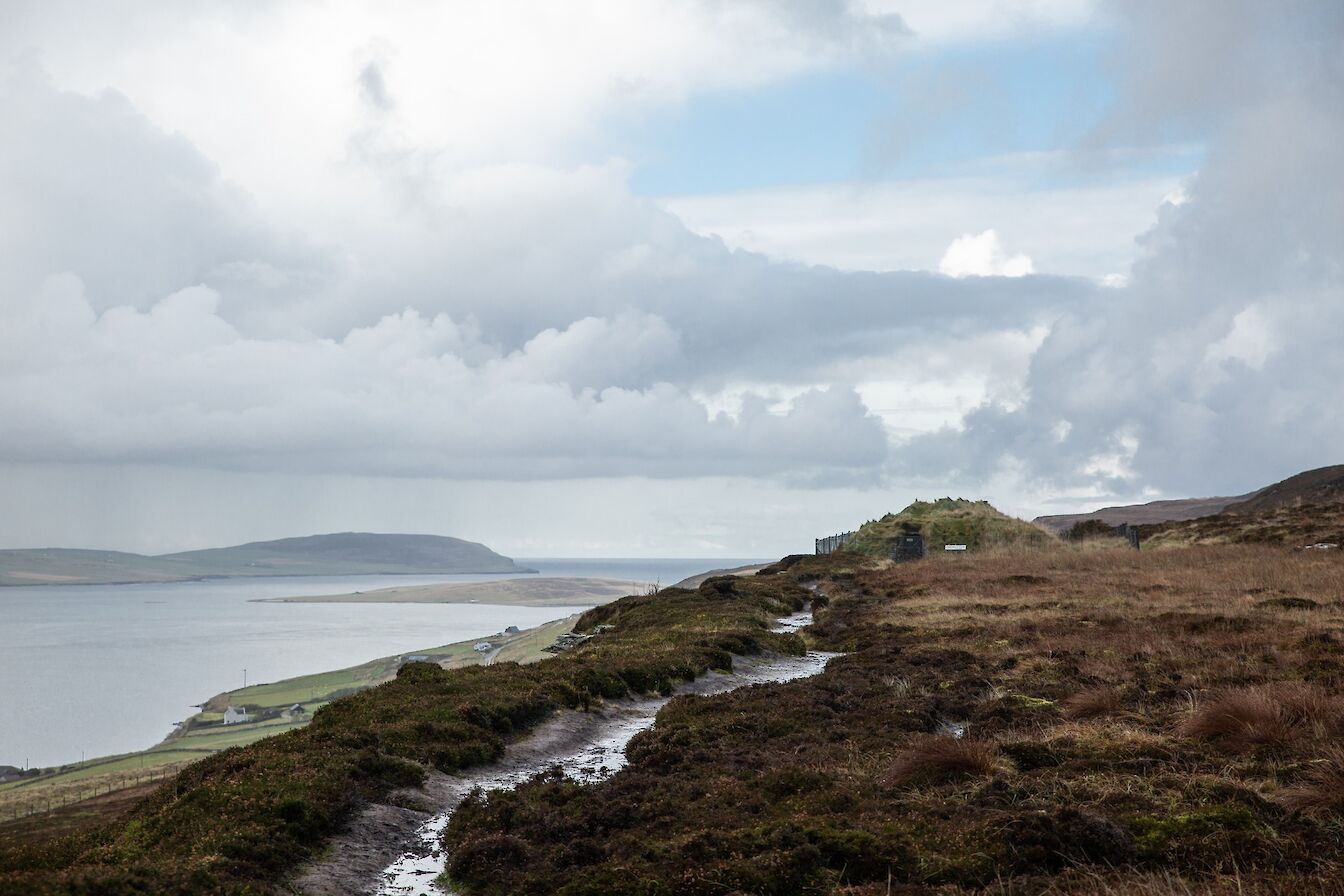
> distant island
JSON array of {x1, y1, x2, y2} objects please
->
[{"x1": 0, "y1": 532, "x2": 535, "y2": 586}]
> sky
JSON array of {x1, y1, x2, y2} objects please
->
[{"x1": 0, "y1": 1, "x2": 1340, "y2": 557}]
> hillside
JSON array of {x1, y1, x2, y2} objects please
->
[
  {"x1": 847, "y1": 498, "x2": 1054, "y2": 556},
  {"x1": 1033, "y1": 493, "x2": 1252, "y2": 534},
  {"x1": 1223, "y1": 464, "x2": 1344, "y2": 514},
  {"x1": 1141, "y1": 503, "x2": 1344, "y2": 548},
  {"x1": 1034, "y1": 464, "x2": 1344, "y2": 534},
  {"x1": 0, "y1": 533, "x2": 530, "y2": 586},
  {"x1": 160, "y1": 532, "x2": 526, "y2": 576}
]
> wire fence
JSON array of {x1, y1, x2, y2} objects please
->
[{"x1": 2, "y1": 763, "x2": 186, "y2": 822}]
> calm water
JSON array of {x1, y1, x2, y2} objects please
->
[{"x1": 0, "y1": 559, "x2": 761, "y2": 769}]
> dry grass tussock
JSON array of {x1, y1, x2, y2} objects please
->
[
  {"x1": 1276, "y1": 747, "x2": 1344, "y2": 817},
  {"x1": 1180, "y1": 682, "x2": 1344, "y2": 749},
  {"x1": 883, "y1": 735, "x2": 998, "y2": 786},
  {"x1": 1061, "y1": 687, "x2": 1125, "y2": 719}
]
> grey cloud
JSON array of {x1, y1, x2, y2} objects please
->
[
  {"x1": 0, "y1": 273, "x2": 891, "y2": 480},
  {"x1": 322, "y1": 159, "x2": 1095, "y2": 388},
  {"x1": 0, "y1": 58, "x2": 337, "y2": 332},
  {"x1": 902, "y1": 1, "x2": 1344, "y2": 498},
  {"x1": 0, "y1": 33, "x2": 1172, "y2": 493},
  {"x1": 727, "y1": 0, "x2": 911, "y2": 51},
  {"x1": 1091, "y1": 0, "x2": 1342, "y2": 145},
  {"x1": 0, "y1": 50, "x2": 1098, "y2": 485},
  {"x1": 357, "y1": 61, "x2": 394, "y2": 111}
]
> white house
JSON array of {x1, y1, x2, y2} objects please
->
[
  {"x1": 222, "y1": 706, "x2": 250, "y2": 725},
  {"x1": 473, "y1": 642, "x2": 494, "y2": 653}
]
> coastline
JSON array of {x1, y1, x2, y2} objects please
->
[
  {"x1": 0, "y1": 610, "x2": 586, "y2": 821},
  {"x1": 0, "y1": 561, "x2": 737, "y2": 826},
  {"x1": 0, "y1": 567, "x2": 540, "y2": 588},
  {"x1": 255, "y1": 575, "x2": 646, "y2": 606}
]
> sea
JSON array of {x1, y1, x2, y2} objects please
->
[{"x1": 0, "y1": 559, "x2": 763, "y2": 769}]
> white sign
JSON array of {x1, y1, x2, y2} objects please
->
[{"x1": 945, "y1": 544, "x2": 968, "y2": 552}]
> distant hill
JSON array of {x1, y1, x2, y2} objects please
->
[
  {"x1": 0, "y1": 533, "x2": 531, "y2": 586},
  {"x1": 848, "y1": 498, "x2": 1053, "y2": 556},
  {"x1": 1035, "y1": 464, "x2": 1344, "y2": 534},
  {"x1": 1223, "y1": 464, "x2": 1344, "y2": 514},
  {"x1": 1033, "y1": 494, "x2": 1253, "y2": 534}
]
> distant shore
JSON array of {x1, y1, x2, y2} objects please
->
[
  {"x1": 255, "y1": 576, "x2": 643, "y2": 607},
  {"x1": 671, "y1": 563, "x2": 768, "y2": 589}
]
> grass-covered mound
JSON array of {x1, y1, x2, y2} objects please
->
[
  {"x1": 443, "y1": 545, "x2": 1344, "y2": 895},
  {"x1": 0, "y1": 577, "x2": 807, "y2": 895},
  {"x1": 846, "y1": 497, "x2": 1054, "y2": 556}
]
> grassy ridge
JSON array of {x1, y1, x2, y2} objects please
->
[
  {"x1": 0, "y1": 577, "x2": 806, "y2": 894},
  {"x1": 442, "y1": 545, "x2": 1344, "y2": 895}
]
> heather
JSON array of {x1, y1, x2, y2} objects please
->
[{"x1": 442, "y1": 544, "x2": 1344, "y2": 895}]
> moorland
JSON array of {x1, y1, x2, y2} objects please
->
[{"x1": 4, "y1": 494, "x2": 1344, "y2": 895}]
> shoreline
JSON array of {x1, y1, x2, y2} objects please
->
[
  {"x1": 255, "y1": 575, "x2": 647, "y2": 607},
  {"x1": 0, "y1": 610, "x2": 587, "y2": 818},
  {"x1": 0, "y1": 567, "x2": 540, "y2": 588},
  {"x1": 0, "y1": 563, "x2": 734, "y2": 824}
]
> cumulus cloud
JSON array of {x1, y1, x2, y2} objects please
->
[
  {"x1": 0, "y1": 51, "x2": 1098, "y2": 491},
  {"x1": 904, "y1": 1, "x2": 1344, "y2": 497},
  {"x1": 938, "y1": 229, "x2": 1035, "y2": 278},
  {"x1": 1, "y1": 0, "x2": 1337, "y2": 540},
  {"x1": 0, "y1": 273, "x2": 892, "y2": 481},
  {"x1": 663, "y1": 165, "x2": 1180, "y2": 279}
]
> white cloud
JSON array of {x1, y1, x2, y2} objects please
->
[
  {"x1": 1, "y1": 58, "x2": 1105, "y2": 497},
  {"x1": 1203, "y1": 305, "x2": 1276, "y2": 372},
  {"x1": 938, "y1": 229, "x2": 1034, "y2": 278},
  {"x1": 902, "y1": 1, "x2": 1344, "y2": 499},
  {"x1": 661, "y1": 167, "x2": 1181, "y2": 280},
  {"x1": 0, "y1": 271, "x2": 897, "y2": 482},
  {"x1": 0, "y1": 0, "x2": 1339, "y2": 554},
  {"x1": 0, "y1": 1, "x2": 908, "y2": 226}
]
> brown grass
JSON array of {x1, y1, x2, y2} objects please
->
[
  {"x1": 1062, "y1": 687, "x2": 1124, "y2": 719},
  {"x1": 438, "y1": 541, "x2": 1344, "y2": 895},
  {"x1": 1277, "y1": 747, "x2": 1344, "y2": 817},
  {"x1": 1179, "y1": 682, "x2": 1344, "y2": 750},
  {"x1": 882, "y1": 735, "x2": 998, "y2": 786}
]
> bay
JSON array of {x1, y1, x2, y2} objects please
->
[{"x1": 0, "y1": 559, "x2": 762, "y2": 769}]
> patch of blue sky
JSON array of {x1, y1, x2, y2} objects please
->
[{"x1": 623, "y1": 31, "x2": 1201, "y2": 197}]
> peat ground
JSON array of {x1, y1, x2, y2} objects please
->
[{"x1": 441, "y1": 545, "x2": 1344, "y2": 895}]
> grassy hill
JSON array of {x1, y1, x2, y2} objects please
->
[
  {"x1": 847, "y1": 498, "x2": 1054, "y2": 556},
  {"x1": 0, "y1": 533, "x2": 530, "y2": 586}
]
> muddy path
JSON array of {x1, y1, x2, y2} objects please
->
[{"x1": 293, "y1": 610, "x2": 838, "y2": 896}]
